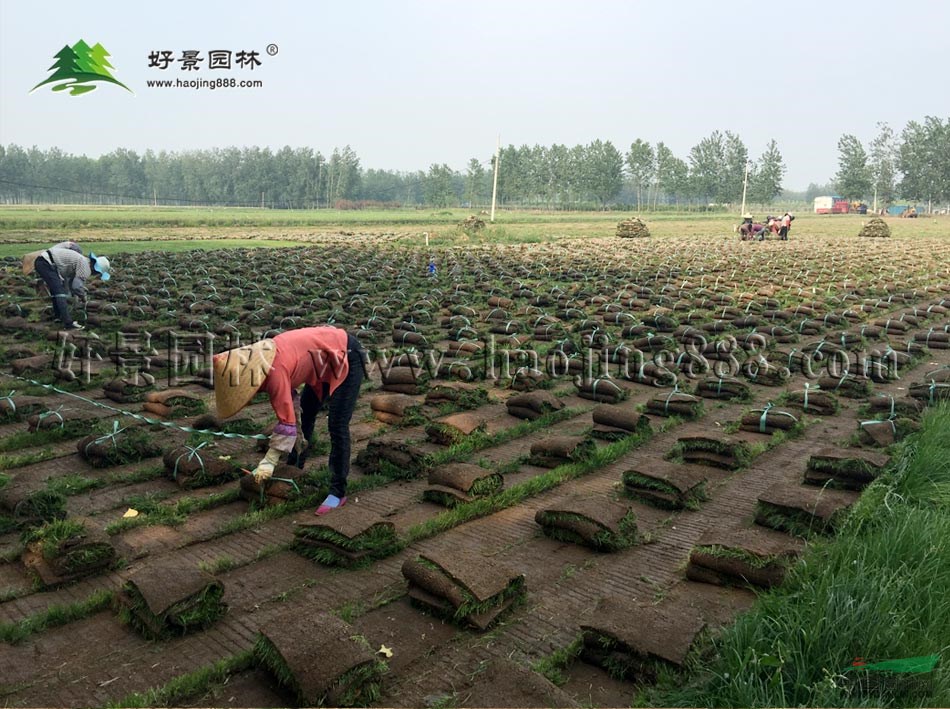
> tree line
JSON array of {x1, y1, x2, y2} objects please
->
[
  {"x1": 0, "y1": 132, "x2": 786, "y2": 209},
  {"x1": 834, "y1": 116, "x2": 950, "y2": 208}
]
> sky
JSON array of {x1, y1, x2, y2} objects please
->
[{"x1": 1, "y1": 0, "x2": 948, "y2": 190}]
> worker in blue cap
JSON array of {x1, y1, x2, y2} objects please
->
[{"x1": 23, "y1": 243, "x2": 111, "y2": 330}]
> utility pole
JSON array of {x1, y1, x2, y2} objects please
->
[
  {"x1": 873, "y1": 183, "x2": 878, "y2": 215},
  {"x1": 490, "y1": 135, "x2": 500, "y2": 223},
  {"x1": 261, "y1": 191, "x2": 265, "y2": 209},
  {"x1": 739, "y1": 161, "x2": 750, "y2": 217},
  {"x1": 153, "y1": 188, "x2": 157, "y2": 207}
]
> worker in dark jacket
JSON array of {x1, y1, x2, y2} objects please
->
[{"x1": 24, "y1": 244, "x2": 111, "y2": 330}]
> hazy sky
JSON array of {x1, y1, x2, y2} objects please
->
[{"x1": 1, "y1": 0, "x2": 948, "y2": 190}]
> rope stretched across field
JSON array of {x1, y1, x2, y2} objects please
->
[{"x1": 0, "y1": 371, "x2": 268, "y2": 440}]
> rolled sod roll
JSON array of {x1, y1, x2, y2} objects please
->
[
  {"x1": 739, "y1": 408, "x2": 800, "y2": 434},
  {"x1": 505, "y1": 390, "x2": 564, "y2": 420},
  {"x1": 535, "y1": 495, "x2": 638, "y2": 551},
  {"x1": 644, "y1": 391, "x2": 703, "y2": 419},
  {"x1": 785, "y1": 388, "x2": 838, "y2": 416},
  {"x1": 402, "y1": 549, "x2": 525, "y2": 631},
  {"x1": 695, "y1": 376, "x2": 750, "y2": 401},
  {"x1": 116, "y1": 562, "x2": 226, "y2": 640},
  {"x1": 253, "y1": 613, "x2": 383, "y2": 707},
  {"x1": 529, "y1": 435, "x2": 596, "y2": 468},
  {"x1": 591, "y1": 404, "x2": 650, "y2": 440},
  {"x1": 423, "y1": 463, "x2": 503, "y2": 506},
  {"x1": 576, "y1": 378, "x2": 627, "y2": 404}
]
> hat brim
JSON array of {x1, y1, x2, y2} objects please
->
[
  {"x1": 90, "y1": 252, "x2": 111, "y2": 281},
  {"x1": 213, "y1": 340, "x2": 277, "y2": 418}
]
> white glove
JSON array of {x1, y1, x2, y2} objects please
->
[{"x1": 252, "y1": 448, "x2": 281, "y2": 484}]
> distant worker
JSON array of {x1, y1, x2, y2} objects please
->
[
  {"x1": 738, "y1": 215, "x2": 766, "y2": 241},
  {"x1": 427, "y1": 259, "x2": 437, "y2": 277},
  {"x1": 779, "y1": 212, "x2": 794, "y2": 241},
  {"x1": 22, "y1": 243, "x2": 111, "y2": 330},
  {"x1": 766, "y1": 216, "x2": 781, "y2": 239}
]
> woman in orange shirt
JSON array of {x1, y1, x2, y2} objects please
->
[{"x1": 213, "y1": 326, "x2": 365, "y2": 515}]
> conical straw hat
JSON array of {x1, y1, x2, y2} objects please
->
[
  {"x1": 22, "y1": 250, "x2": 46, "y2": 275},
  {"x1": 213, "y1": 339, "x2": 277, "y2": 418}
]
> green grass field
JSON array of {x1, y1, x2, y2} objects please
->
[{"x1": 0, "y1": 205, "x2": 946, "y2": 255}]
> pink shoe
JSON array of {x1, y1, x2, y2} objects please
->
[{"x1": 315, "y1": 494, "x2": 347, "y2": 516}]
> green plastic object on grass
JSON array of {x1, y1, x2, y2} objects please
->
[{"x1": 843, "y1": 654, "x2": 939, "y2": 675}]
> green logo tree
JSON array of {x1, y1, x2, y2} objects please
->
[{"x1": 32, "y1": 40, "x2": 131, "y2": 96}]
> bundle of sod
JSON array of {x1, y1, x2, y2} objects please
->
[
  {"x1": 293, "y1": 511, "x2": 399, "y2": 568},
  {"x1": 909, "y1": 381, "x2": 950, "y2": 405},
  {"x1": 676, "y1": 435, "x2": 756, "y2": 470},
  {"x1": 591, "y1": 404, "x2": 650, "y2": 440},
  {"x1": 743, "y1": 362, "x2": 788, "y2": 386},
  {"x1": 142, "y1": 389, "x2": 207, "y2": 418},
  {"x1": 645, "y1": 391, "x2": 703, "y2": 419},
  {"x1": 786, "y1": 388, "x2": 839, "y2": 416},
  {"x1": 163, "y1": 444, "x2": 240, "y2": 489},
  {"x1": 739, "y1": 407, "x2": 801, "y2": 435},
  {"x1": 913, "y1": 329, "x2": 950, "y2": 349},
  {"x1": 804, "y1": 447, "x2": 890, "y2": 490},
  {"x1": 866, "y1": 393, "x2": 923, "y2": 419},
  {"x1": 859, "y1": 417, "x2": 921, "y2": 447},
  {"x1": 192, "y1": 413, "x2": 260, "y2": 436},
  {"x1": 116, "y1": 562, "x2": 226, "y2": 640},
  {"x1": 505, "y1": 390, "x2": 564, "y2": 421},
  {"x1": 792, "y1": 319, "x2": 822, "y2": 336},
  {"x1": 253, "y1": 612, "x2": 385, "y2": 707},
  {"x1": 510, "y1": 367, "x2": 548, "y2": 391},
  {"x1": 0, "y1": 484, "x2": 66, "y2": 529},
  {"x1": 818, "y1": 374, "x2": 873, "y2": 398},
  {"x1": 425, "y1": 412, "x2": 487, "y2": 446},
  {"x1": 534, "y1": 495, "x2": 638, "y2": 551},
  {"x1": 579, "y1": 597, "x2": 705, "y2": 682},
  {"x1": 461, "y1": 658, "x2": 579, "y2": 709},
  {"x1": 686, "y1": 527, "x2": 803, "y2": 589},
  {"x1": 239, "y1": 464, "x2": 310, "y2": 507},
  {"x1": 529, "y1": 435, "x2": 597, "y2": 468},
  {"x1": 402, "y1": 549, "x2": 526, "y2": 631},
  {"x1": 380, "y1": 366, "x2": 428, "y2": 395},
  {"x1": 77, "y1": 426, "x2": 163, "y2": 468},
  {"x1": 9, "y1": 353, "x2": 53, "y2": 374},
  {"x1": 391, "y1": 328, "x2": 429, "y2": 347},
  {"x1": 774, "y1": 348, "x2": 812, "y2": 374},
  {"x1": 27, "y1": 410, "x2": 91, "y2": 435},
  {"x1": 576, "y1": 377, "x2": 628, "y2": 404},
  {"x1": 616, "y1": 217, "x2": 651, "y2": 238},
  {"x1": 0, "y1": 394, "x2": 47, "y2": 421},
  {"x1": 21, "y1": 518, "x2": 116, "y2": 587},
  {"x1": 625, "y1": 361, "x2": 677, "y2": 387},
  {"x1": 423, "y1": 462, "x2": 503, "y2": 506},
  {"x1": 369, "y1": 393, "x2": 419, "y2": 425},
  {"x1": 103, "y1": 377, "x2": 154, "y2": 403},
  {"x1": 622, "y1": 462, "x2": 707, "y2": 510},
  {"x1": 858, "y1": 217, "x2": 891, "y2": 238},
  {"x1": 425, "y1": 383, "x2": 489, "y2": 410},
  {"x1": 632, "y1": 334, "x2": 676, "y2": 352},
  {"x1": 754, "y1": 486, "x2": 855, "y2": 537},
  {"x1": 695, "y1": 376, "x2": 751, "y2": 401},
  {"x1": 355, "y1": 436, "x2": 441, "y2": 479}
]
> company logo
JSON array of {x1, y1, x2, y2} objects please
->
[{"x1": 32, "y1": 40, "x2": 131, "y2": 96}]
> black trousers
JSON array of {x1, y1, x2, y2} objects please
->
[
  {"x1": 289, "y1": 334, "x2": 365, "y2": 497},
  {"x1": 34, "y1": 257, "x2": 74, "y2": 327}
]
